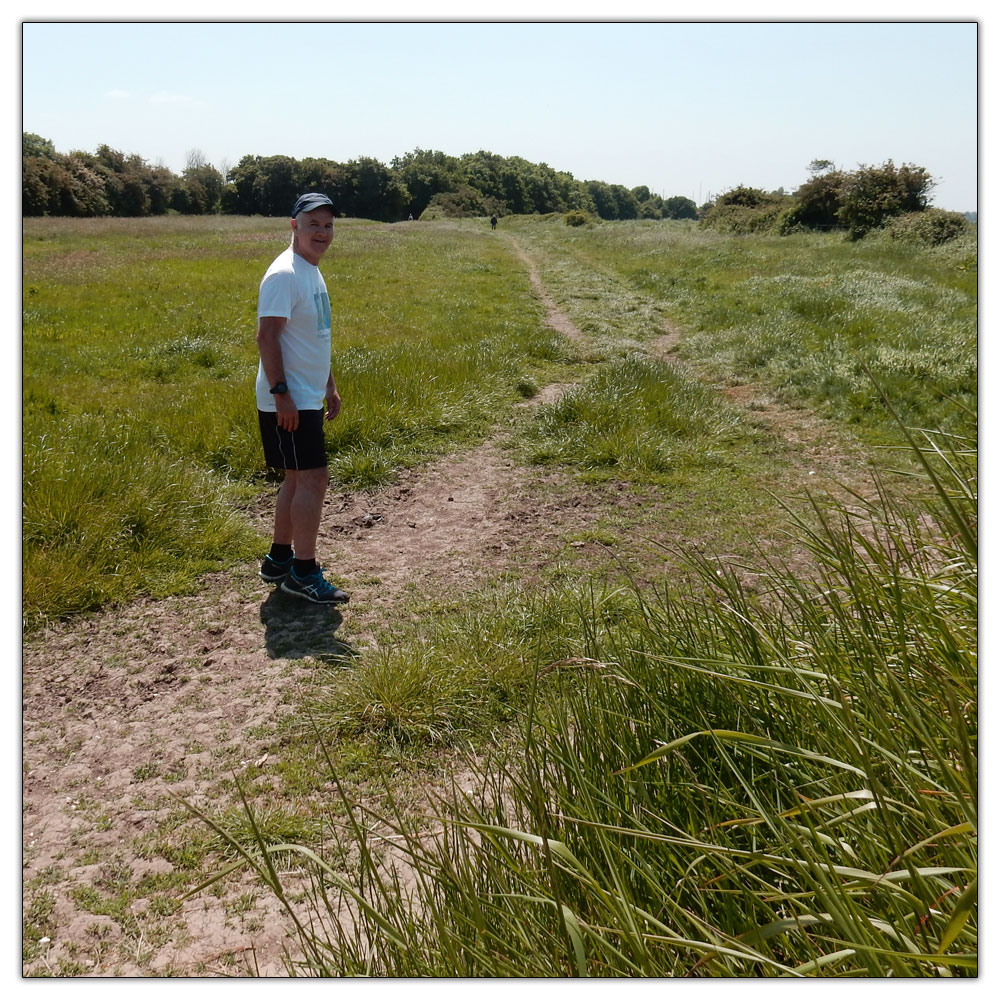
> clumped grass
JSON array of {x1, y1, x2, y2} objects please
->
[
  {"x1": 525, "y1": 354, "x2": 749, "y2": 479},
  {"x1": 22, "y1": 411, "x2": 258, "y2": 627},
  {"x1": 209, "y1": 426, "x2": 976, "y2": 977},
  {"x1": 297, "y1": 583, "x2": 642, "y2": 748}
]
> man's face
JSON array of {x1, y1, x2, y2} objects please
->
[{"x1": 291, "y1": 207, "x2": 335, "y2": 264}]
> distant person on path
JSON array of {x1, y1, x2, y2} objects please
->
[
  {"x1": 256, "y1": 192, "x2": 350, "y2": 605},
  {"x1": 490, "y1": 214, "x2": 497, "y2": 230}
]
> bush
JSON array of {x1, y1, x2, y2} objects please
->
[
  {"x1": 884, "y1": 208, "x2": 972, "y2": 246},
  {"x1": 715, "y1": 184, "x2": 772, "y2": 208},
  {"x1": 838, "y1": 160, "x2": 934, "y2": 239},
  {"x1": 781, "y1": 170, "x2": 846, "y2": 233},
  {"x1": 422, "y1": 184, "x2": 503, "y2": 219},
  {"x1": 662, "y1": 195, "x2": 698, "y2": 220},
  {"x1": 700, "y1": 187, "x2": 793, "y2": 234},
  {"x1": 564, "y1": 209, "x2": 591, "y2": 227},
  {"x1": 700, "y1": 201, "x2": 789, "y2": 234}
]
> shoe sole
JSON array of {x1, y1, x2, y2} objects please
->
[{"x1": 260, "y1": 571, "x2": 289, "y2": 583}]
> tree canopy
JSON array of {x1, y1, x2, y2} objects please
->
[
  {"x1": 22, "y1": 134, "x2": 688, "y2": 222},
  {"x1": 22, "y1": 134, "x2": 949, "y2": 239}
]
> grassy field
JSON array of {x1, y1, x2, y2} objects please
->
[
  {"x1": 22, "y1": 214, "x2": 976, "y2": 976},
  {"x1": 509, "y1": 216, "x2": 977, "y2": 445},
  {"x1": 24, "y1": 214, "x2": 975, "y2": 627},
  {"x1": 23, "y1": 216, "x2": 561, "y2": 624}
]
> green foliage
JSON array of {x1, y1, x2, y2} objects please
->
[
  {"x1": 21, "y1": 137, "x2": 190, "y2": 218},
  {"x1": 391, "y1": 148, "x2": 463, "y2": 217},
  {"x1": 226, "y1": 149, "x2": 413, "y2": 221},
  {"x1": 883, "y1": 208, "x2": 972, "y2": 247},
  {"x1": 22, "y1": 131, "x2": 643, "y2": 222},
  {"x1": 715, "y1": 184, "x2": 774, "y2": 208},
  {"x1": 700, "y1": 200, "x2": 791, "y2": 234},
  {"x1": 637, "y1": 199, "x2": 662, "y2": 220},
  {"x1": 175, "y1": 154, "x2": 225, "y2": 214},
  {"x1": 585, "y1": 180, "x2": 639, "y2": 221},
  {"x1": 23, "y1": 131, "x2": 948, "y2": 236},
  {"x1": 662, "y1": 195, "x2": 698, "y2": 220},
  {"x1": 838, "y1": 160, "x2": 934, "y2": 240},
  {"x1": 22, "y1": 152, "x2": 113, "y2": 217},
  {"x1": 422, "y1": 184, "x2": 501, "y2": 219},
  {"x1": 700, "y1": 187, "x2": 792, "y2": 233},
  {"x1": 23, "y1": 132, "x2": 57, "y2": 159},
  {"x1": 563, "y1": 209, "x2": 591, "y2": 227},
  {"x1": 781, "y1": 169, "x2": 846, "y2": 232},
  {"x1": 337, "y1": 156, "x2": 411, "y2": 221},
  {"x1": 699, "y1": 162, "x2": 939, "y2": 241}
]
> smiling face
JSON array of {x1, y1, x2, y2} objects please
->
[{"x1": 290, "y1": 207, "x2": 335, "y2": 265}]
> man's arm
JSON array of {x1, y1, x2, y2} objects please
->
[
  {"x1": 325, "y1": 369, "x2": 341, "y2": 421},
  {"x1": 257, "y1": 316, "x2": 299, "y2": 431}
]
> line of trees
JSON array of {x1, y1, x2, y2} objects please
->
[
  {"x1": 24, "y1": 134, "x2": 960, "y2": 242},
  {"x1": 22, "y1": 135, "x2": 225, "y2": 219},
  {"x1": 22, "y1": 133, "x2": 699, "y2": 223}
]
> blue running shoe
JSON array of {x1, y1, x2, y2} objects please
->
[
  {"x1": 281, "y1": 567, "x2": 350, "y2": 604},
  {"x1": 260, "y1": 553, "x2": 294, "y2": 583}
]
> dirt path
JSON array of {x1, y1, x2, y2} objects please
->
[{"x1": 21, "y1": 240, "x2": 601, "y2": 978}]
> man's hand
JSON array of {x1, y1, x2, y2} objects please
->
[
  {"x1": 275, "y1": 392, "x2": 299, "y2": 431},
  {"x1": 325, "y1": 386, "x2": 342, "y2": 421}
]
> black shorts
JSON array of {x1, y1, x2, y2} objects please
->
[{"x1": 258, "y1": 409, "x2": 328, "y2": 470}]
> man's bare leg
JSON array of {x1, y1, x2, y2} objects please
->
[
  {"x1": 274, "y1": 467, "x2": 327, "y2": 560},
  {"x1": 273, "y1": 466, "x2": 347, "y2": 603},
  {"x1": 272, "y1": 475, "x2": 296, "y2": 548}
]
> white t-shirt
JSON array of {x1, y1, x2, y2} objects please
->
[{"x1": 255, "y1": 247, "x2": 332, "y2": 411}]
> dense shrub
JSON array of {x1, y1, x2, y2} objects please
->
[
  {"x1": 700, "y1": 200, "x2": 791, "y2": 234},
  {"x1": 698, "y1": 162, "x2": 941, "y2": 241},
  {"x1": 700, "y1": 186, "x2": 793, "y2": 234},
  {"x1": 564, "y1": 209, "x2": 591, "y2": 227},
  {"x1": 780, "y1": 170, "x2": 846, "y2": 232},
  {"x1": 884, "y1": 208, "x2": 972, "y2": 246},
  {"x1": 662, "y1": 195, "x2": 698, "y2": 220},
  {"x1": 838, "y1": 160, "x2": 934, "y2": 239},
  {"x1": 715, "y1": 185, "x2": 773, "y2": 208},
  {"x1": 421, "y1": 184, "x2": 503, "y2": 219}
]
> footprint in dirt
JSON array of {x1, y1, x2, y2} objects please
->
[{"x1": 259, "y1": 588, "x2": 357, "y2": 664}]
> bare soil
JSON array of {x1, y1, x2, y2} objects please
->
[{"x1": 21, "y1": 238, "x2": 872, "y2": 977}]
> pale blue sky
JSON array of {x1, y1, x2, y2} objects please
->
[{"x1": 22, "y1": 19, "x2": 979, "y2": 210}]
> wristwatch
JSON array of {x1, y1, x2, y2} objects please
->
[{"x1": 269, "y1": 381, "x2": 288, "y2": 395}]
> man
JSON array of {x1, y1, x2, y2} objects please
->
[{"x1": 255, "y1": 192, "x2": 349, "y2": 604}]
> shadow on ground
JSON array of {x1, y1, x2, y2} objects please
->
[{"x1": 260, "y1": 588, "x2": 357, "y2": 663}]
